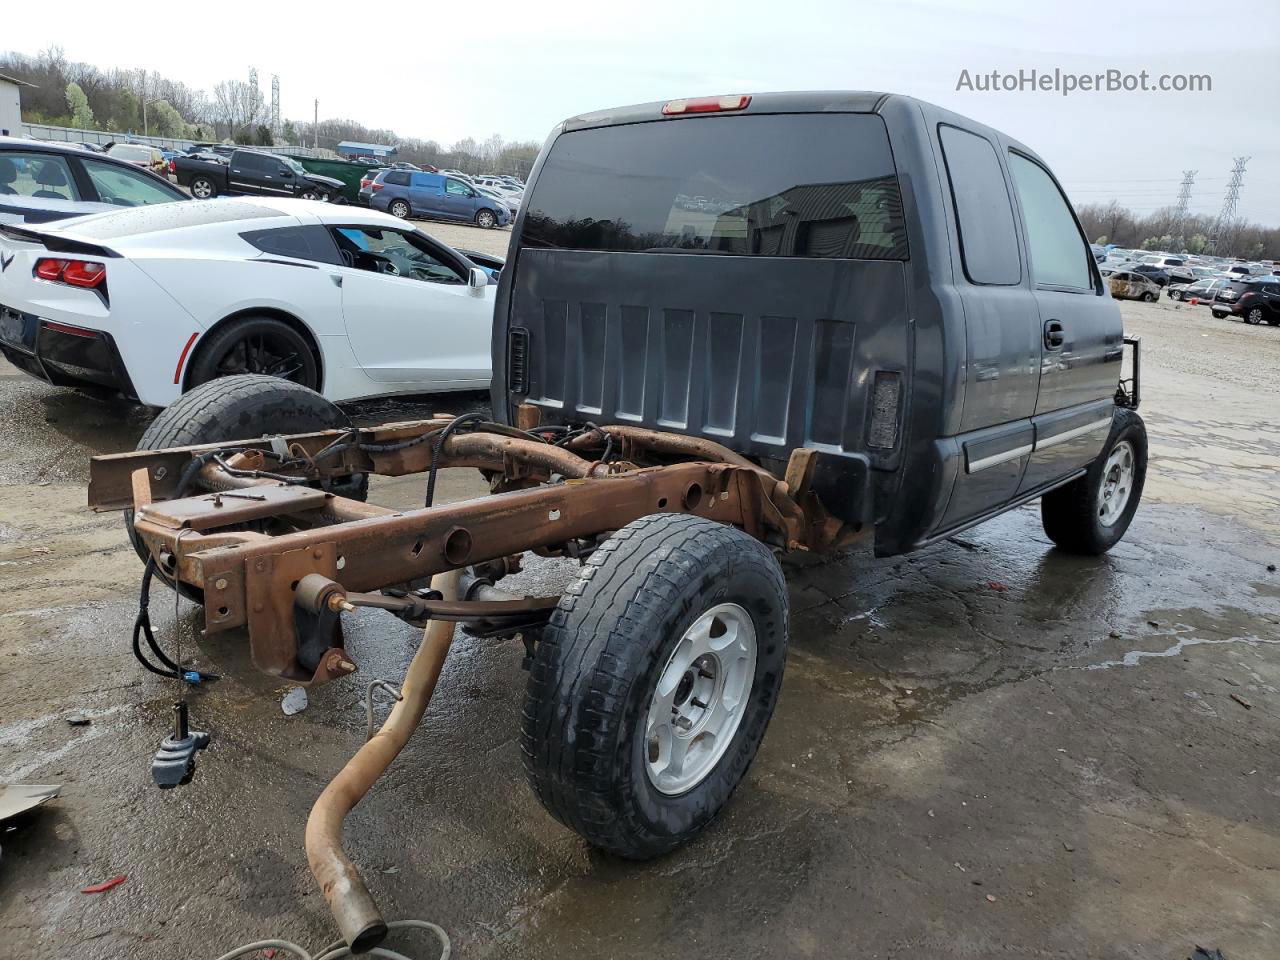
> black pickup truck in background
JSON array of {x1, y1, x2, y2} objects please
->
[{"x1": 171, "y1": 149, "x2": 344, "y2": 202}]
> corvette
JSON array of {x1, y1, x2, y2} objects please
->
[{"x1": 0, "y1": 198, "x2": 500, "y2": 407}]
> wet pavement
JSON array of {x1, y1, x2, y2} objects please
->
[{"x1": 1, "y1": 297, "x2": 1278, "y2": 959}]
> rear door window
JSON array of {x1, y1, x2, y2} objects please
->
[
  {"x1": 1008, "y1": 153, "x2": 1093, "y2": 291},
  {"x1": 0, "y1": 152, "x2": 81, "y2": 200},
  {"x1": 521, "y1": 113, "x2": 908, "y2": 260},
  {"x1": 938, "y1": 125, "x2": 1021, "y2": 285},
  {"x1": 385, "y1": 171, "x2": 411, "y2": 187}
]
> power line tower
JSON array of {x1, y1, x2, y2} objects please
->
[
  {"x1": 1214, "y1": 157, "x2": 1249, "y2": 232},
  {"x1": 248, "y1": 67, "x2": 261, "y2": 125},
  {"x1": 1172, "y1": 169, "x2": 1196, "y2": 221},
  {"x1": 271, "y1": 75, "x2": 281, "y2": 135}
]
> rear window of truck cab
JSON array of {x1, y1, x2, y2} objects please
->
[{"x1": 520, "y1": 113, "x2": 909, "y2": 260}]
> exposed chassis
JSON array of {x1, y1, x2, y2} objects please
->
[{"x1": 89, "y1": 410, "x2": 855, "y2": 687}]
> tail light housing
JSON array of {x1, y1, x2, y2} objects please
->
[
  {"x1": 371, "y1": 182, "x2": 385, "y2": 191},
  {"x1": 34, "y1": 258, "x2": 107, "y2": 289},
  {"x1": 168, "y1": 159, "x2": 176, "y2": 174}
]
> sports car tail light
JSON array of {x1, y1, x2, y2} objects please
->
[
  {"x1": 662, "y1": 94, "x2": 751, "y2": 115},
  {"x1": 34, "y1": 258, "x2": 106, "y2": 289}
]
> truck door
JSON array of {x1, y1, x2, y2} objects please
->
[
  {"x1": 228, "y1": 152, "x2": 284, "y2": 196},
  {"x1": 1005, "y1": 152, "x2": 1119, "y2": 494},
  {"x1": 932, "y1": 124, "x2": 1039, "y2": 532}
]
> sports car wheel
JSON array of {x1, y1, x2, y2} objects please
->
[{"x1": 186, "y1": 317, "x2": 319, "y2": 392}]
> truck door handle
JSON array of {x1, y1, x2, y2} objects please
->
[{"x1": 1044, "y1": 320, "x2": 1066, "y2": 349}]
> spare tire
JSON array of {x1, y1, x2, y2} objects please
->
[{"x1": 125, "y1": 375, "x2": 367, "y2": 602}]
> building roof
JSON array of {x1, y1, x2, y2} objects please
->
[
  {"x1": 337, "y1": 141, "x2": 396, "y2": 154},
  {"x1": 0, "y1": 72, "x2": 36, "y2": 88}
]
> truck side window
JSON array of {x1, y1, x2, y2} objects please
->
[
  {"x1": 1007, "y1": 153, "x2": 1092, "y2": 291},
  {"x1": 938, "y1": 126, "x2": 1020, "y2": 285}
]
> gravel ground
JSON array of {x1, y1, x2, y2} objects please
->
[{"x1": 1, "y1": 292, "x2": 1277, "y2": 960}]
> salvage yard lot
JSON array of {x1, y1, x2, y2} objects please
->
[{"x1": 1, "y1": 291, "x2": 1278, "y2": 958}]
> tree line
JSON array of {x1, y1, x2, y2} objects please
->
[
  {"x1": 1, "y1": 46, "x2": 540, "y2": 176},
  {"x1": 1074, "y1": 200, "x2": 1278, "y2": 262}
]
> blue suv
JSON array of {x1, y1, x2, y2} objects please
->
[{"x1": 363, "y1": 169, "x2": 511, "y2": 229}]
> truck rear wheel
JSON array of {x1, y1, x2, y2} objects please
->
[
  {"x1": 1040, "y1": 408, "x2": 1147, "y2": 555},
  {"x1": 522, "y1": 513, "x2": 788, "y2": 859},
  {"x1": 125, "y1": 375, "x2": 367, "y2": 601},
  {"x1": 189, "y1": 176, "x2": 216, "y2": 199}
]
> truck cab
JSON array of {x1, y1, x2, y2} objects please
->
[{"x1": 492, "y1": 91, "x2": 1143, "y2": 557}]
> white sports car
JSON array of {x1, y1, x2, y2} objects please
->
[{"x1": 0, "y1": 198, "x2": 500, "y2": 407}]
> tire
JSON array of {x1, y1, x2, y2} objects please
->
[
  {"x1": 186, "y1": 316, "x2": 319, "y2": 392},
  {"x1": 1245, "y1": 306, "x2": 1264, "y2": 325},
  {"x1": 189, "y1": 176, "x2": 216, "y2": 199},
  {"x1": 475, "y1": 208, "x2": 497, "y2": 229},
  {"x1": 1170, "y1": 290, "x2": 1183, "y2": 301},
  {"x1": 1040, "y1": 408, "x2": 1147, "y2": 555},
  {"x1": 389, "y1": 199, "x2": 411, "y2": 219},
  {"x1": 522, "y1": 513, "x2": 788, "y2": 859},
  {"x1": 300, "y1": 189, "x2": 324, "y2": 201},
  {"x1": 125, "y1": 375, "x2": 367, "y2": 600},
  {"x1": 1141, "y1": 291, "x2": 1156, "y2": 302}
]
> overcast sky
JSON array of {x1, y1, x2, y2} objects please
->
[{"x1": 8, "y1": 0, "x2": 1279, "y2": 224}]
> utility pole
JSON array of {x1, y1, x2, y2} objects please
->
[{"x1": 314, "y1": 98, "x2": 319, "y2": 149}]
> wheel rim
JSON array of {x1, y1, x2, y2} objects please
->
[
  {"x1": 1097, "y1": 440, "x2": 1135, "y2": 527},
  {"x1": 644, "y1": 602, "x2": 756, "y2": 796},
  {"x1": 214, "y1": 333, "x2": 308, "y2": 384},
  {"x1": 192, "y1": 180, "x2": 211, "y2": 198},
  {"x1": 393, "y1": 202, "x2": 408, "y2": 217},
  {"x1": 302, "y1": 191, "x2": 319, "y2": 201},
  {"x1": 479, "y1": 212, "x2": 494, "y2": 227},
  {"x1": 1248, "y1": 308, "x2": 1262, "y2": 324}
]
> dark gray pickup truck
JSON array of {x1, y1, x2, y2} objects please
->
[
  {"x1": 101, "y1": 91, "x2": 1147, "y2": 948},
  {"x1": 495, "y1": 91, "x2": 1145, "y2": 559},
  {"x1": 171, "y1": 148, "x2": 343, "y2": 202}
]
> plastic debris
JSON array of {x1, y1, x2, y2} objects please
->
[
  {"x1": 281, "y1": 687, "x2": 309, "y2": 716},
  {"x1": 81, "y1": 875, "x2": 126, "y2": 894},
  {"x1": 987, "y1": 581, "x2": 1008, "y2": 592},
  {"x1": 1229, "y1": 693, "x2": 1253, "y2": 710}
]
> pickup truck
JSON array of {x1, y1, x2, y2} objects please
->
[
  {"x1": 171, "y1": 148, "x2": 344, "y2": 202},
  {"x1": 100, "y1": 90, "x2": 1148, "y2": 952}
]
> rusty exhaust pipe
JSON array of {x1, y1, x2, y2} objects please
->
[{"x1": 305, "y1": 568, "x2": 463, "y2": 953}]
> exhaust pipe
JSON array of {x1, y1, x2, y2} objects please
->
[{"x1": 305, "y1": 569, "x2": 463, "y2": 953}]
